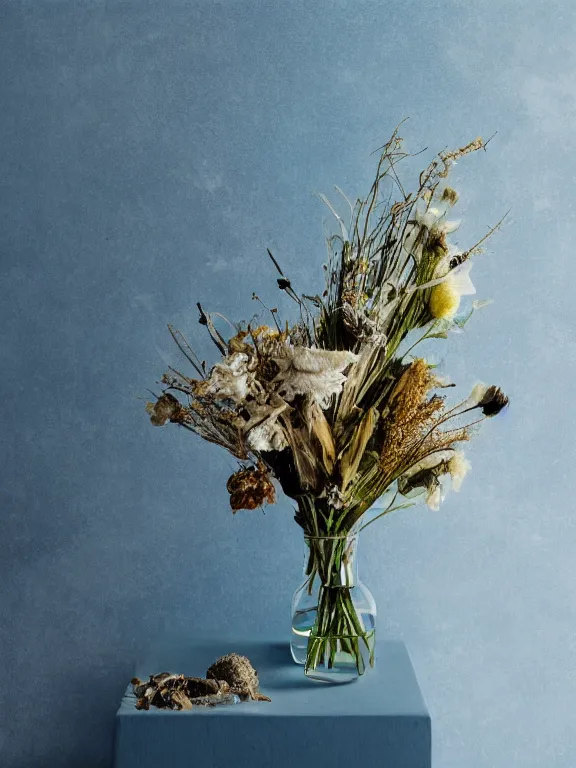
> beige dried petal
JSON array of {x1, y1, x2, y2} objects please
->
[
  {"x1": 308, "y1": 401, "x2": 336, "y2": 474},
  {"x1": 340, "y1": 407, "x2": 377, "y2": 493},
  {"x1": 270, "y1": 346, "x2": 357, "y2": 408}
]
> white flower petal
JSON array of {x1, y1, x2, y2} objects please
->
[
  {"x1": 460, "y1": 382, "x2": 489, "y2": 411},
  {"x1": 276, "y1": 369, "x2": 348, "y2": 409},
  {"x1": 448, "y1": 451, "x2": 471, "y2": 492},
  {"x1": 426, "y1": 484, "x2": 443, "y2": 511},
  {"x1": 206, "y1": 353, "x2": 254, "y2": 403},
  {"x1": 271, "y1": 346, "x2": 358, "y2": 409},
  {"x1": 438, "y1": 218, "x2": 461, "y2": 234},
  {"x1": 413, "y1": 204, "x2": 459, "y2": 235},
  {"x1": 288, "y1": 347, "x2": 358, "y2": 374},
  {"x1": 449, "y1": 261, "x2": 476, "y2": 296}
]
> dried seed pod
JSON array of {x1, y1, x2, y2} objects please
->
[
  {"x1": 478, "y1": 386, "x2": 509, "y2": 417},
  {"x1": 206, "y1": 653, "x2": 271, "y2": 702}
]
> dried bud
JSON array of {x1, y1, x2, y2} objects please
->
[
  {"x1": 478, "y1": 386, "x2": 509, "y2": 417},
  {"x1": 277, "y1": 278, "x2": 291, "y2": 290},
  {"x1": 226, "y1": 462, "x2": 276, "y2": 512},
  {"x1": 146, "y1": 393, "x2": 186, "y2": 426},
  {"x1": 441, "y1": 187, "x2": 459, "y2": 206}
]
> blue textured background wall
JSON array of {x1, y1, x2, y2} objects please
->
[{"x1": 1, "y1": 2, "x2": 573, "y2": 766}]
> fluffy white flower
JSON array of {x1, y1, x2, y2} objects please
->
[
  {"x1": 246, "y1": 422, "x2": 288, "y2": 452},
  {"x1": 272, "y1": 346, "x2": 358, "y2": 409},
  {"x1": 205, "y1": 352, "x2": 255, "y2": 403},
  {"x1": 401, "y1": 449, "x2": 471, "y2": 509},
  {"x1": 448, "y1": 451, "x2": 471, "y2": 492},
  {"x1": 426, "y1": 483, "x2": 444, "y2": 512}
]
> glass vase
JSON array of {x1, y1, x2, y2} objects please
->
[{"x1": 290, "y1": 529, "x2": 376, "y2": 683}]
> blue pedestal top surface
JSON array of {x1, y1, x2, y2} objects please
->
[{"x1": 115, "y1": 638, "x2": 431, "y2": 768}]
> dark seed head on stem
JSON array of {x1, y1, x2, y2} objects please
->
[{"x1": 479, "y1": 386, "x2": 509, "y2": 417}]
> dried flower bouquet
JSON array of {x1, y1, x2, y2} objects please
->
[{"x1": 146, "y1": 125, "x2": 509, "y2": 679}]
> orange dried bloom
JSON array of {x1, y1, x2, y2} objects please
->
[{"x1": 226, "y1": 462, "x2": 276, "y2": 512}]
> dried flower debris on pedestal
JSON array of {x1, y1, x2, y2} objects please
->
[{"x1": 131, "y1": 653, "x2": 271, "y2": 710}]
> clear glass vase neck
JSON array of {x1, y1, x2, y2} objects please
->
[{"x1": 302, "y1": 531, "x2": 360, "y2": 588}]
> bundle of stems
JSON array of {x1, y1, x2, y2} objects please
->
[{"x1": 302, "y1": 530, "x2": 374, "y2": 675}]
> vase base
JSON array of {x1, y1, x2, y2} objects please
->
[
  {"x1": 304, "y1": 666, "x2": 361, "y2": 685},
  {"x1": 291, "y1": 630, "x2": 376, "y2": 682}
]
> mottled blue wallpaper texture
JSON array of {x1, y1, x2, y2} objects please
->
[{"x1": 1, "y1": 2, "x2": 572, "y2": 767}]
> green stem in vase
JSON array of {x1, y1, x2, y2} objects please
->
[{"x1": 304, "y1": 534, "x2": 373, "y2": 677}]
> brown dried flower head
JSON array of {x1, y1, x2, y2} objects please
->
[
  {"x1": 146, "y1": 393, "x2": 187, "y2": 426},
  {"x1": 441, "y1": 186, "x2": 459, "y2": 206},
  {"x1": 226, "y1": 461, "x2": 276, "y2": 512}
]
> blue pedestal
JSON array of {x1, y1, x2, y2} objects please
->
[{"x1": 114, "y1": 638, "x2": 431, "y2": 768}]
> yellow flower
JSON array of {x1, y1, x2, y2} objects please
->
[
  {"x1": 428, "y1": 261, "x2": 476, "y2": 319},
  {"x1": 429, "y1": 279, "x2": 461, "y2": 318}
]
